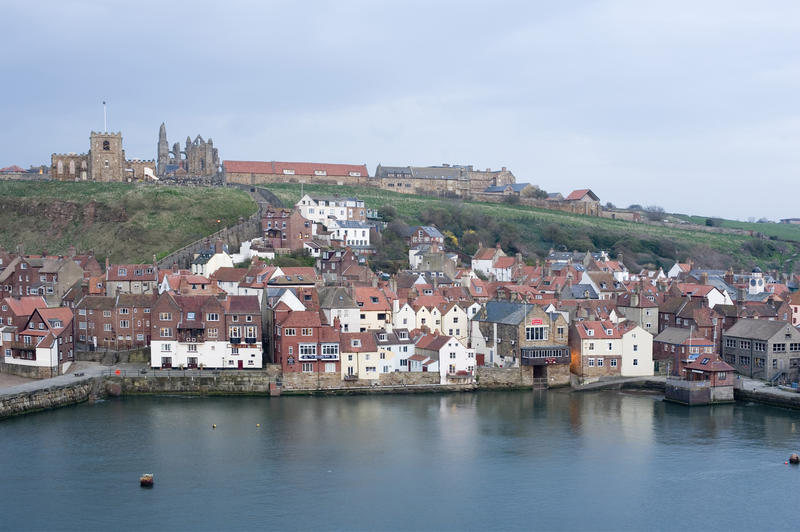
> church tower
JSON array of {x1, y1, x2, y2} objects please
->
[
  {"x1": 157, "y1": 122, "x2": 169, "y2": 175},
  {"x1": 88, "y1": 131, "x2": 124, "y2": 181}
]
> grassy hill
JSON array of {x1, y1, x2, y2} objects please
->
[
  {"x1": 262, "y1": 183, "x2": 800, "y2": 273},
  {"x1": 0, "y1": 182, "x2": 257, "y2": 263}
]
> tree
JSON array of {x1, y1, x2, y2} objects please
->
[
  {"x1": 628, "y1": 204, "x2": 643, "y2": 211},
  {"x1": 643, "y1": 205, "x2": 665, "y2": 221},
  {"x1": 605, "y1": 202, "x2": 616, "y2": 209},
  {"x1": 380, "y1": 204, "x2": 397, "y2": 223},
  {"x1": 502, "y1": 195, "x2": 520, "y2": 205}
]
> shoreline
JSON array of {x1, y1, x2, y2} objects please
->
[{"x1": 2, "y1": 372, "x2": 800, "y2": 421}]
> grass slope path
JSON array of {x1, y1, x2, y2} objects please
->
[
  {"x1": 262, "y1": 182, "x2": 798, "y2": 270},
  {"x1": 0, "y1": 182, "x2": 257, "y2": 263}
]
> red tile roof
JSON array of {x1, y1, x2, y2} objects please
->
[
  {"x1": 565, "y1": 189, "x2": 599, "y2": 201},
  {"x1": 415, "y1": 333, "x2": 453, "y2": 352},
  {"x1": 3, "y1": 296, "x2": 47, "y2": 318},
  {"x1": 224, "y1": 160, "x2": 368, "y2": 177}
]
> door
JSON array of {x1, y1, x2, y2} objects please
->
[{"x1": 238, "y1": 360, "x2": 243, "y2": 369}]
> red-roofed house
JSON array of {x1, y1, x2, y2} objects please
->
[
  {"x1": 2, "y1": 307, "x2": 74, "y2": 378},
  {"x1": 570, "y1": 321, "x2": 653, "y2": 381},
  {"x1": 224, "y1": 160, "x2": 369, "y2": 186},
  {"x1": 414, "y1": 333, "x2": 474, "y2": 383},
  {"x1": 149, "y1": 292, "x2": 261, "y2": 369}
]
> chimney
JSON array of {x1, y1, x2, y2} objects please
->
[
  {"x1": 700, "y1": 272, "x2": 709, "y2": 285},
  {"x1": 617, "y1": 252, "x2": 623, "y2": 266},
  {"x1": 501, "y1": 166, "x2": 507, "y2": 172},
  {"x1": 737, "y1": 286, "x2": 746, "y2": 302},
  {"x1": 215, "y1": 239, "x2": 223, "y2": 254},
  {"x1": 724, "y1": 268, "x2": 734, "y2": 285},
  {"x1": 172, "y1": 263, "x2": 179, "y2": 274}
]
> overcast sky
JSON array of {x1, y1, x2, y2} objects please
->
[{"x1": 3, "y1": 1, "x2": 800, "y2": 220}]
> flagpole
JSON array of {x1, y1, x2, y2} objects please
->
[{"x1": 103, "y1": 100, "x2": 107, "y2": 132}]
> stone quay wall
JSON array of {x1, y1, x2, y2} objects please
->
[
  {"x1": 0, "y1": 379, "x2": 97, "y2": 420},
  {"x1": 476, "y1": 366, "x2": 534, "y2": 389},
  {"x1": 0, "y1": 361, "x2": 58, "y2": 379}
]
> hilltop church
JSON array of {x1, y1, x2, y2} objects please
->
[{"x1": 51, "y1": 131, "x2": 155, "y2": 182}]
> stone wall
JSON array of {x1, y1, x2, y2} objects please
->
[
  {"x1": 280, "y1": 370, "x2": 440, "y2": 391},
  {"x1": 0, "y1": 361, "x2": 56, "y2": 379},
  {"x1": 475, "y1": 367, "x2": 534, "y2": 389},
  {"x1": 226, "y1": 172, "x2": 368, "y2": 187},
  {"x1": 546, "y1": 363, "x2": 571, "y2": 387},
  {"x1": 0, "y1": 379, "x2": 96, "y2": 420},
  {"x1": 75, "y1": 347, "x2": 150, "y2": 365}
]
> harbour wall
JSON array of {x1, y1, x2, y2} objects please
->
[{"x1": 0, "y1": 379, "x2": 99, "y2": 420}]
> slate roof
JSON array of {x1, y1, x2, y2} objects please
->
[
  {"x1": 569, "y1": 284, "x2": 598, "y2": 299},
  {"x1": 479, "y1": 301, "x2": 528, "y2": 325},
  {"x1": 724, "y1": 318, "x2": 796, "y2": 340},
  {"x1": 318, "y1": 286, "x2": 358, "y2": 309}
]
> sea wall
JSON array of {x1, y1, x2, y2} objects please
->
[
  {"x1": 476, "y1": 367, "x2": 534, "y2": 389},
  {"x1": 0, "y1": 379, "x2": 97, "y2": 420},
  {"x1": 734, "y1": 387, "x2": 800, "y2": 410}
]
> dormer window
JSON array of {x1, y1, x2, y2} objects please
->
[
  {"x1": 283, "y1": 169, "x2": 295, "y2": 175},
  {"x1": 378, "y1": 334, "x2": 386, "y2": 341},
  {"x1": 371, "y1": 297, "x2": 379, "y2": 304},
  {"x1": 587, "y1": 329, "x2": 594, "y2": 336},
  {"x1": 118, "y1": 268, "x2": 127, "y2": 276},
  {"x1": 351, "y1": 339, "x2": 361, "y2": 347}
]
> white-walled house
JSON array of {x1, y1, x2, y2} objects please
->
[
  {"x1": 319, "y1": 286, "x2": 359, "y2": 333},
  {"x1": 191, "y1": 241, "x2": 234, "y2": 278},
  {"x1": 393, "y1": 302, "x2": 416, "y2": 330},
  {"x1": 374, "y1": 328, "x2": 414, "y2": 372},
  {"x1": 620, "y1": 323, "x2": 654, "y2": 376},
  {"x1": 329, "y1": 220, "x2": 371, "y2": 248},
  {"x1": 414, "y1": 333, "x2": 474, "y2": 384}
]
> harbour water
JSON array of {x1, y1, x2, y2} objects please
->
[{"x1": 2, "y1": 389, "x2": 799, "y2": 531}]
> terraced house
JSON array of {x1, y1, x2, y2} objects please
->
[
  {"x1": 150, "y1": 293, "x2": 261, "y2": 369},
  {"x1": 721, "y1": 319, "x2": 800, "y2": 381}
]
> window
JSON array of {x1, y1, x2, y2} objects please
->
[
  {"x1": 119, "y1": 308, "x2": 129, "y2": 315},
  {"x1": 774, "y1": 343, "x2": 786, "y2": 353},
  {"x1": 725, "y1": 338, "x2": 735, "y2": 348},
  {"x1": 103, "y1": 310, "x2": 112, "y2": 318},
  {"x1": 740, "y1": 340, "x2": 751, "y2": 349},
  {"x1": 597, "y1": 358, "x2": 604, "y2": 367},
  {"x1": 773, "y1": 359, "x2": 778, "y2": 368},
  {"x1": 755, "y1": 342, "x2": 766, "y2": 352},
  {"x1": 588, "y1": 342, "x2": 595, "y2": 351},
  {"x1": 608, "y1": 342, "x2": 613, "y2": 351},
  {"x1": 740, "y1": 355, "x2": 751, "y2": 365},
  {"x1": 119, "y1": 320, "x2": 129, "y2": 329},
  {"x1": 299, "y1": 344, "x2": 317, "y2": 356},
  {"x1": 208, "y1": 328, "x2": 218, "y2": 338},
  {"x1": 104, "y1": 324, "x2": 112, "y2": 332},
  {"x1": 365, "y1": 366, "x2": 376, "y2": 372},
  {"x1": 301, "y1": 328, "x2": 313, "y2": 336},
  {"x1": 633, "y1": 359, "x2": 638, "y2": 366},
  {"x1": 348, "y1": 354, "x2": 353, "y2": 361},
  {"x1": 161, "y1": 344, "x2": 171, "y2": 352},
  {"x1": 229, "y1": 326, "x2": 241, "y2": 339},
  {"x1": 450, "y1": 352, "x2": 456, "y2": 359},
  {"x1": 610, "y1": 359, "x2": 617, "y2": 367},
  {"x1": 588, "y1": 358, "x2": 595, "y2": 367},
  {"x1": 207, "y1": 313, "x2": 219, "y2": 321},
  {"x1": 302, "y1": 363, "x2": 313, "y2": 373},
  {"x1": 790, "y1": 343, "x2": 800, "y2": 352},
  {"x1": 187, "y1": 344, "x2": 197, "y2": 352},
  {"x1": 159, "y1": 312, "x2": 172, "y2": 321},
  {"x1": 231, "y1": 315, "x2": 239, "y2": 322},
  {"x1": 633, "y1": 344, "x2": 638, "y2": 352},
  {"x1": 525, "y1": 326, "x2": 547, "y2": 341},
  {"x1": 284, "y1": 328, "x2": 296, "y2": 336},
  {"x1": 351, "y1": 339, "x2": 361, "y2": 347},
  {"x1": 160, "y1": 327, "x2": 172, "y2": 338}
]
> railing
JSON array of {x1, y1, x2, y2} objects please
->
[
  {"x1": 666, "y1": 378, "x2": 710, "y2": 389},
  {"x1": 101, "y1": 368, "x2": 270, "y2": 378}
]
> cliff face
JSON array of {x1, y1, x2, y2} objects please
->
[
  {"x1": 0, "y1": 198, "x2": 129, "y2": 238},
  {"x1": 0, "y1": 182, "x2": 256, "y2": 263}
]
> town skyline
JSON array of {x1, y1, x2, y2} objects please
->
[{"x1": 3, "y1": 1, "x2": 800, "y2": 220}]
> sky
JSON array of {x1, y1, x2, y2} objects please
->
[{"x1": 2, "y1": 0, "x2": 800, "y2": 220}]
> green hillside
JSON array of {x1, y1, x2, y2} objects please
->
[
  {"x1": 0, "y1": 182, "x2": 257, "y2": 263},
  {"x1": 262, "y1": 183, "x2": 800, "y2": 273}
]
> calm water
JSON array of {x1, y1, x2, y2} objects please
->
[{"x1": 2, "y1": 390, "x2": 800, "y2": 531}]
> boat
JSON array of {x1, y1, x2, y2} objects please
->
[{"x1": 140, "y1": 473, "x2": 154, "y2": 487}]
